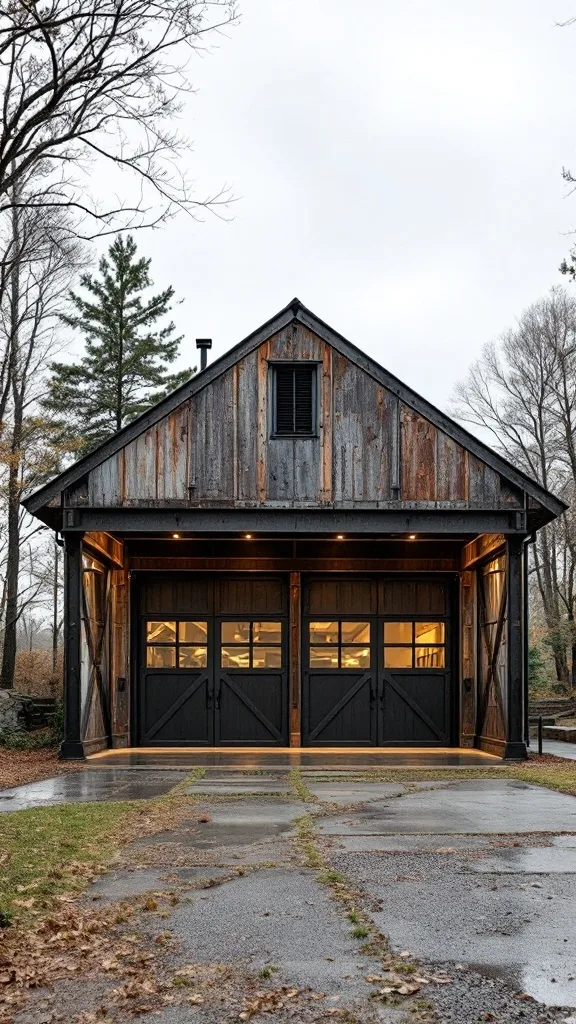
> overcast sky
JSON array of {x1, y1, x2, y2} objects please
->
[{"x1": 108, "y1": 1, "x2": 576, "y2": 409}]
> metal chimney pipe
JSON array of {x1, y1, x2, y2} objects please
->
[{"x1": 196, "y1": 338, "x2": 212, "y2": 371}]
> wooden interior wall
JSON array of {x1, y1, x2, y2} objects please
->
[
  {"x1": 80, "y1": 550, "x2": 111, "y2": 753},
  {"x1": 78, "y1": 323, "x2": 526, "y2": 512},
  {"x1": 80, "y1": 538, "x2": 129, "y2": 753},
  {"x1": 110, "y1": 567, "x2": 130, "y2": 747}
]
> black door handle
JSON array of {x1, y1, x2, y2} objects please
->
[
  {"x1": 215, "y1": 684, "x2": 221, "y2": 710},
  {"x1": 207, "y1": 687, "x2": 213, "y2": 710}
]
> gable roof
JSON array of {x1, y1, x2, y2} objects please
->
[{"x1": 23, "y1": 297, "x2": 567, "y2": 520}]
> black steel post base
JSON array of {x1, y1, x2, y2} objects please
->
[
  {"x1": 59, "y1": 740, "x2": 86, "y2": 760},
  {"x1": 503, "y1": 740, "x2": 528, "y2": 761}
]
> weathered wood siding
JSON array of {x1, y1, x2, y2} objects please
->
[{"x1": 77, "y1": 322, "x2": 525, "y2": 510}]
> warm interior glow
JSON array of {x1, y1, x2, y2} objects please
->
[
  {"x1": 408, "y1": 533, "x2": 416, "y2": 540},
  {"x1": 172, "y1": 533, "x2": 180, "y2": 538},
  {"x1": 337, "y1": 534, "x2": 344, "y2": 540},
  {"x1": 245, "y1": 533, "x2": 252, "y2": 539}
]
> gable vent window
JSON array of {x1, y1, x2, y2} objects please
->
[{"x1": 273, "y1": 364, "x2": 317, "y2": 436}]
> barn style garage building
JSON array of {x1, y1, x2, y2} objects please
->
[{"x1": 24, "y1": 299, "x2": 565, "y2": 760}]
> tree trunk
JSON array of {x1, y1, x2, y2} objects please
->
[
  {"x1": 0, "y1": 191, "x2": 21, "y2": 691},
  {"x1": 0, "y1": 442, "x2": 21, "y2": 690}
]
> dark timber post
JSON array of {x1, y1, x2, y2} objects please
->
[
  {"x1": 60, "y1": 533, "x2": 85, "y2": 759},
  {"x1": 505, "y1": 536, "x2": 527, "y2": 759},
  {"x1": 289, "y1": 571, "x2": 301, "y2": 747}
]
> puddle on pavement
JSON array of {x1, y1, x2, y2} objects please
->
[{"x1": 467, "y1": 961, "x2": 576, "y2": 1008}]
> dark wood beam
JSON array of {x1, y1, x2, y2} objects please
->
[
  {"x1": 60, "y1": 534, "x2": 85, "y2": 759},
  {"x1": 128, "y1": 557, "x2": 461, "y2": 572},
  {"x1": 505, "y1": 535, "x2": 527, "y2": 759},
  {"x1": 63, "y1": 507, "x2": 529, "y2": 536}
]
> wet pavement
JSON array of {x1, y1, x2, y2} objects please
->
[
  {"x1": 0, "y1": 769, "x2": 188, "y2": 812},
  {"x1": 542, "y1": 739, "x2": 576, "y2": 761},
  {"x1": 5, "y1": 767, "x2": 576, "y2": 1023},
  {"x1": 87, "y1": 747, "x2": 501, "y2": 769}
]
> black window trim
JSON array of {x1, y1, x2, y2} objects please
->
[{"x1": 268, "y1": 360, "x2": 321, "y2": 439}]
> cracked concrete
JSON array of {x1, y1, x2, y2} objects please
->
[{"x1": 5, "y1": 767, "x2": 576, "y2": 1023}]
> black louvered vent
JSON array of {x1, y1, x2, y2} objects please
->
[{"x1": 274, "y1": 365, "x2": 315, "y2": 435}]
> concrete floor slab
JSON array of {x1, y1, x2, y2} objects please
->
[
  {"x1": 469, "y1": 846, "x2": 576, "y2": 873},
  {"x1": 166, "y1": 866, "x2": 377, "y2": 1002},
  {"x1": 329, "y1": 833, "x2": 541, "y2": 853},
  {"x1": 305, "y1": 781, "x2": 407, "y2": 803},
  {"x1": 319, "y1": 780, "x2": 576, "y2": 836},
  {"x1": 0, "y1": 769, "x2": 187, "y2": 812},
  {"x1": 87, "y1": 747, "x2": 501, "y2": 769},
  {"x1": 84, "y1": 865, "x2": 233, "y2": 904},
  {"x1": 332, "y1": 845, "x2": 576, "y2": 1007}
]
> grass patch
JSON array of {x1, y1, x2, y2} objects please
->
[
  {"x1": 287, "y1": 767, "x2": 316, "y2": 803},
  {"x1": 258, "y1": 965, "x2": 278, "y2": 979},
  {"x1": 0, "y1": 782, "x2": 193, "y2": 928},
  {"x1": 351, "y1": 924, "x2": 370, "y2": 939},
  {"x1": 515, "y1": 762, "x2": 576, "y2": 796},
  {"x1": 0, "y1": 800, "x2": 138, "y2": 925},
  {"x1": 294, "y1": 814, "x2": 323, "y2": 867}
]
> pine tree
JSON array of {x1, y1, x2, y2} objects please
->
[{"x1": 44, "y1": 235, "x2": 194, "y2": 454}]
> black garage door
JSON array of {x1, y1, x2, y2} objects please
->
[
  {"x1": 302, "y1": 576, "x2": 454, "y2": 746},
  {"x1": 137, "y1": 576, "x2": 289, "y2": 746}
]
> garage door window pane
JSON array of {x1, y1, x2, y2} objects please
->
[
  {"x1": 179, "y1": 646, "x2": 207, "y2": 668},
  {"x1": 341, "y1": 622, "x2": 370, "y2": 644},
  {"x1": 221, "y1": 646, "x2": 250, "y2": 669},
  {"x1": 384, "y1": 622, "x2": 412, "y2": 644},
  {"x1": 341, "y1": 646, "x2": 370, "y2": 668},
  {"x1": 253, "y1": 622, "x2": 282, "y2": 644},
  {"x1": 415, "y1": 646, "x2": 445, "y2": 668},
  {"x1": 147, "y1": 621, "x2": 176, "y2": 643},
  {"x1": 179, "y1": 621, "x2": 208, "y2": 643},
  {"x1": 252, "y1": 647, "x2": 282, "y2": 669},
  {"x1": 147, "y1": 645, "x2": 176, "y2": 668},
  {"x1": 310, "y1": 646, "x2": 339, "y2": 668},
  {"x1": 309, "y1": 622, "x2": 338, "y2": 644},
  {"x1": 221, "y1": 622, "x2": 250, "y2": 643},
  {"x1": 384, "y1": 647, "x2": 413, "y2": 669},
  {"x1": 415, "y1": 622, "x2": 444, "y2": 644}
]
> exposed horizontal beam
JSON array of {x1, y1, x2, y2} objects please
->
[
  {"x1": 62, "y1": 507, "x2": 529, "y2": 536},
  {"x1": 129, "y1": 557, "x2": 461, "y2": 572}
]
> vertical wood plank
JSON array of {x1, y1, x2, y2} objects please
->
[
  {"x1": 400, "y1": 406, "x2": 437, "y2": 501},
  {"x1": 236, "y1": 350, "x2": 259, "y2": 501},
  {"x1": 257, "y1": 341, "x2": 269, "y2": 502},
  {"x1": 320, "y1": 342, "x2": 333, "y2": 503},
  {"x1": 437, "y1": 433, "x2": 468, "y2": 501}
]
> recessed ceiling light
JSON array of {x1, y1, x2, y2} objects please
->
[
  {"x1": 245, "y1": 533, "x2": 252, "y2": 539},
  {"x1": 172, "y1": 533, "x2": 180, "y2": 539},
  {"x1": 337, "y1": 534, "x2": 344, "y2": 540},
  {"x1": 408, "y1": 534, "x2": 416, "y2": 540}
]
